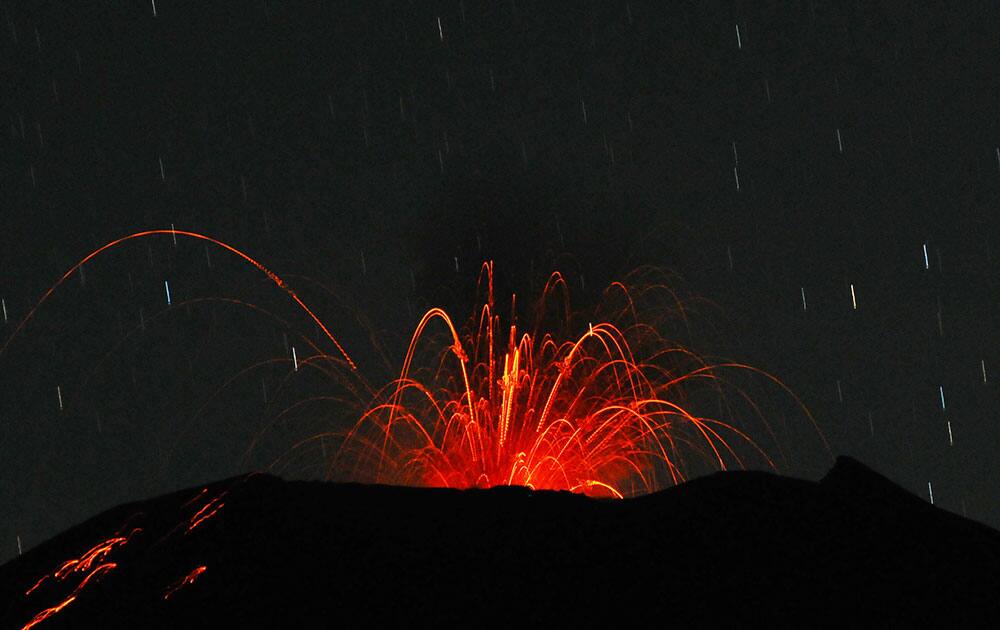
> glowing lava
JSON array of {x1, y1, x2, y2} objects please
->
[
  {"x1": 20, "y1": 527, "x2": 139, "y2": 630},
  {"x1": 3, "y1": 230, "x2": 823, "y2": 504},
  {"x1": 163, "y1": 566, "x2": 208, "y2": 601},
  {"x1": 331, "y1": 262, "x2": 812, "y2": 497},
  {"x1": 16, "y1": 487, "x2": 230, "y2": 629}
]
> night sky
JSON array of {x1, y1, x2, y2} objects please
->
[{"x1": 2, "y1": 1, "x2": 998, "y2": 563}]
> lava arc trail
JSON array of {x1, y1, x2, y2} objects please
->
[
  {"x1": 329, "y1": 262, "x2": 824, "y2": 497},
  {"x1": 5, "y1": 231, "x2": 824, "y2": 501}
]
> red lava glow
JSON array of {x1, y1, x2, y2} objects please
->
[
  {"x1": 0, "y1": 229, "x2": 356, "y2": 370},
  {"x1": 24, "y1": 529, "x2": 138, "y2": 597},
  {"x1": 330, "y1": 262, "x2": 822, "y2": 498},
  {"x1": 6, "y1": 229, "x2": 827, "y2": 626},
  {"x1": 4, "y1": 230, "x2": 824, "y2": 505},
  {"x1": 163, "y1": 566, "x2": 208, "y2": 600},
  {"x1": 21, "y1": 543, "x2": 124, "y2": 630},
  {"x1": 18, "y1": 489, "x2": 225, "y2": 628},
  {"x1": 20, "y1": 596, "x2": 77, "y2": 630},
  {"x1": 185, "y1": 493, "x2": 226, "y2": 534}
]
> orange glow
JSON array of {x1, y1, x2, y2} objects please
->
[
  {"x1": 4, "y1": 228, "x2": 823, "y2": 509},
  {"x1": 2, "y1": 228, "x2": 819, "y2": 498},
  {"x1": 21, "y1": 596, "x2": 76, "y2": 630},
  {"x1": 163, "y1": 566, "x2": 208, "y2": 600},
  {"x1": 19, "y1": 520, "x2": 142, "y2": 629},
  {"x1": 186, "y1": 493, "x2": 226, "y2": 533},
  {"x1": 180, "y1": 487, "x2": 209, "y2": 509},
  {"x1": 21, "y1": 561, "x2": 119, "y2": 630},
  {"x1": 0, "y1": 229, "x2": 357, "y2": 370},
  {"x1": 18, "y1": 490, "x2": 230, "y2": 627},
  {"x1": 331, "y1": 262, "x2": 822, "y2": 497},
  {"x1": 24, "y1": 530, "x2": 137, "y2": 596},
  {"x1": 6, "y1": 230, "x2": 828, "y2": 625},
  {"x1": 72, "y1": 563, "x2": 116, "y2": 593}
]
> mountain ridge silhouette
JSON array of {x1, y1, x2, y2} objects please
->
[{"x1": 3, "y1": 456, "x2": 998, "y2": 627}]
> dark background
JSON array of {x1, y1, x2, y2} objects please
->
[{"x1": 1, "y1": 0, "x2": 997, "y2": 563}]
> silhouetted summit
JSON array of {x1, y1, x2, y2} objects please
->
[
  {"x1": 3, "y1": 459, "x2": 998, "y2": 628},
  {"x1": 821, "y1": 454, "x2": 906, "y2": 491}
]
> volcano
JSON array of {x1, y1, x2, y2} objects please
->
[{"x1": 2, "y1": 456, "x2": 998, "y2": 627}]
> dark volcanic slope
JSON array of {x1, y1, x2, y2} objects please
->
[{"x1": 2, "y1": 457, "x2": 998, "y2": 627}]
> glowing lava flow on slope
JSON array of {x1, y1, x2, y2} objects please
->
[
  {"x1": 15, "y1": 487, "x2": 231, "y2": 629},
  {"x1": 20, "y1": 526, "x2": 140, "y2": 630},
  {"x1": 163, "y1": 565, "x2": 208, "y2": 601},
  {"x1": 330, "y1": 262, "x2": 819, "y2": 498}
]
